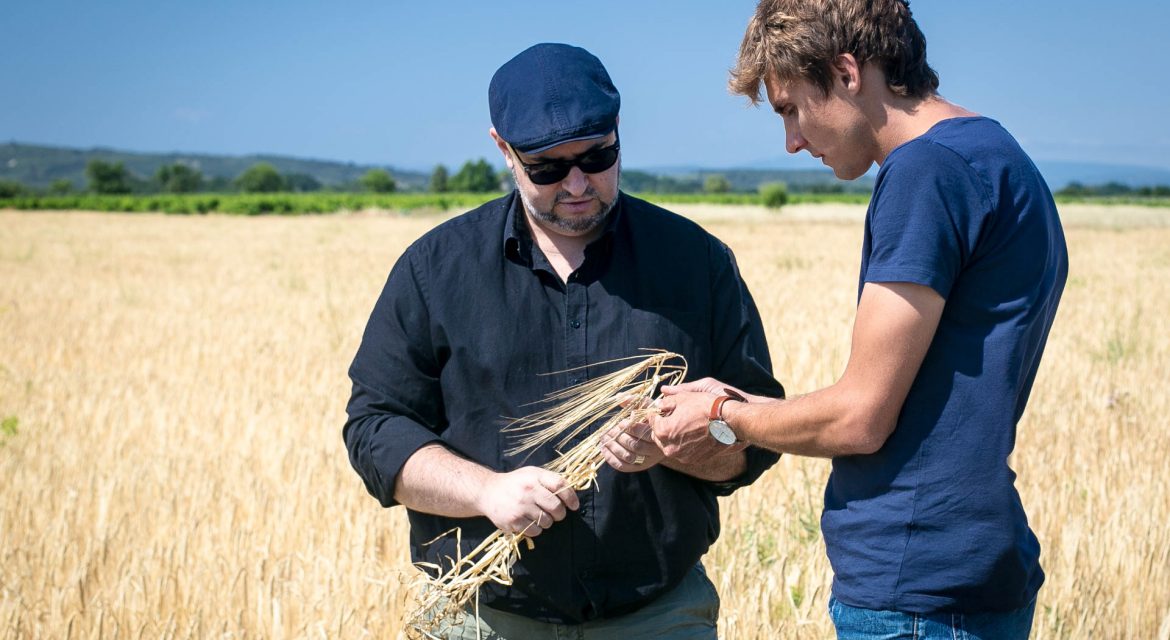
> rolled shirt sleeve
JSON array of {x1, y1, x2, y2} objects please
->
[
  {"x1": 344, "y1": 250, "x2": 446, "y2": 508},
  {"x1": 703, "y1": 238, "x2": 785, "y2": 496}
]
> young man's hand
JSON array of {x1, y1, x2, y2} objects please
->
[{"x1": 650, "y1": 389, "x2": 731, "y2": 465}]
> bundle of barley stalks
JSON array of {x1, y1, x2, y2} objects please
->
[{"x1": 402, "y1": 350, "x2": 688, "y2": 639}]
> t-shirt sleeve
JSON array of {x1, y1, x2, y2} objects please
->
[{"x1": 864, "y1": 141, "x2": 990, "y2": 299}]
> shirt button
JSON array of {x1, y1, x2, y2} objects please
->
[{"x1": 570, "y1": 319, "x2": 581, "y2": 329}]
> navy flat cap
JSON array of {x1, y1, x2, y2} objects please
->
[{"x1": 489, "y1": 43, "x2": 621, "y2": 154}]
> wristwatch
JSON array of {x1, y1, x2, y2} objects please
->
[{"x1": 707, "y1": 388, "x2": 747, "y2": 445}]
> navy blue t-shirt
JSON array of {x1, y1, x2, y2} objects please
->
[{"x1": 823, "y1": 117, "x2": 1068, "y2": 614}]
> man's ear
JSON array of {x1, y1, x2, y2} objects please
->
[
  {"x1": 832, "y1": 53, "x2": 863, "y2": 94},
  {"x1": 489, "y1": 127, "x2": 513, "y2": 168}
]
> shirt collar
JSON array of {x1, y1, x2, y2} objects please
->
[{"x1": 503, "y1": 191, "x2": 624, "y2": 269}]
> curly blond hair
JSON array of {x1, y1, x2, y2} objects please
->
[{"x1": 730, "y1": 0, "x2": 939, "y2": 104}]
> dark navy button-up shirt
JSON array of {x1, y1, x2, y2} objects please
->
[{"x1": 344, "y1": 191, "x2": 784, "y2": 624}]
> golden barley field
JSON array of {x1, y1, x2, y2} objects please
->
[{"x1": 1, "y1": 203, "x2": 1168, "y2": 639}]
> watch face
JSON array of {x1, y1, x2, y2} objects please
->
[{"x1": 708, "y1": 419, "x2": 737, "y2": 445}]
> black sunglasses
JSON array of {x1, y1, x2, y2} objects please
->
[{"x1": 507, "y1": 135, "x2": 620, "y2": 186}]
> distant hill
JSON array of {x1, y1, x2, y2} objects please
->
[
  {"x1": 634, "y1": 166, "x2": 872, "y2": 193},
  {"x1": 1032, "y1": 161, "x2": 1170, "y2": 190},
  {"x1": 8, "y1": 141, "x2": 1165, "y2": 194},
  {"x1": 0, "y1": 142, "x2": 429, "y2": 190},
  {"x1": 643, "y1": 161, "x2": 1170, "y2": 193},
  {"x1": 744, "y1": 154, "x2": 1170, "y2": 191},
  {"x1": 2, "y1": 141, "x2": 867, "y2": 195}
]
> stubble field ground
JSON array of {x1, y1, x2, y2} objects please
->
[{"x1": 1, "y1": 203, "x2": 1168, "y2": 638}]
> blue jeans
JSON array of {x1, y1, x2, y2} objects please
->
[
  {"x1": 444, "y1": 563, "x2": 719, "y2": 639},
  {"x1": 828, "y1": 596, "x2": 1036, "y2": 640}
]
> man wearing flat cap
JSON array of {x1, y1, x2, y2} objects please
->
[{"x1": 344, "y1": 43, "x2": 784, "y2": 638}]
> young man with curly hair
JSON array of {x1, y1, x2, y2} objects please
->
[{"x1": 652, "y1": 2, "x2": 1067, "y2": 637}]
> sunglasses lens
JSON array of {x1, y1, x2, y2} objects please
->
[
  {"x1": 578, "y1": 147, "x2": 620, "y2": 173},
  {"x1": 522, "y1": 144, "x2": 620, "y2": 185},
  {"x1": 527, "y1": 165, "x2": 571, "y2": 185}
]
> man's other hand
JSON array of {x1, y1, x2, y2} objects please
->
[{"x1": 601, "y1": 419, "x2": 666, "y2": 472}]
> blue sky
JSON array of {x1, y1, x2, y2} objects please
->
[{"x1": 2, "y1": 1, "x2": 1168, "y2": 173}]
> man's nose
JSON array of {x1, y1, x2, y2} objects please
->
[
  {"x1": 561, "y1": 166, "x2": 589, "y2": 195},
  {"x1": 786, "y1": 128, "x2": 806, "y2": 155}
]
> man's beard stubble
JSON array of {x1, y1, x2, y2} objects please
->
[{"x1": 513, "y1": 162, "x2": 619, "y2": 235}]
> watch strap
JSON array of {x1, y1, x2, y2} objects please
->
[{"x1": 709, "y1": 388, "x2": 747, "y2": 421}]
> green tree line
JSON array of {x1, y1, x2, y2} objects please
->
[
  {"x1": 6, "y1": 157, "x2": 1168, "y2": 214},
  {"x1": 0, "y1": 158, "x2": 510, "y2": 197},
  {"x1": 1056, "y1": 181, "x2": 1170, "y2": 198},
  {"x1": 1, "y1": 156, "x2": 866, "y2": 200}
]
